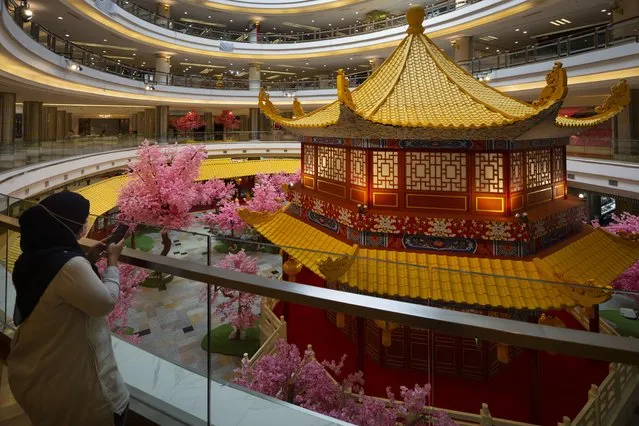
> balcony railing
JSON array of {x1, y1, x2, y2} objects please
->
[
  {"x1": 113, "y1": 0, "x2": 480, "y2": 44},
  {"x1": 460, "y1": 16, "x2": 639, "y2": 75},
  {"x1": 1, "y1": 196, "x2": 639, "y2": 425},
  {"x1": 5, "y1": 0, "x2": 636, "y2": 94}
]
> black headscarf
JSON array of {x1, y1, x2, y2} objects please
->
[{"x1": 13, "y1": 191, "x2": 96, "y2": 325}]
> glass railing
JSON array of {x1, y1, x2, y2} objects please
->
[
  {"x1": 567, "y1": 138, "x2": 639, "y2": 164},
  {"x1": 0, "y1": 132, "x2": 298, "y2": 171},
  {"x1": 114, "y1": 0, "x2": 480, "y2": 44},
  {"x1": 460, "y1": 17, "x2": 639, "y2": 75},
  {"x1": 1, "y1": 193, "x2": 639, "y2": 425}
]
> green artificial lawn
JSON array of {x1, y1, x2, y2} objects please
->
[
  {"x1": 213, "y1": 241, "x2": 230, "y2": 253},
  {"x1": 200, "y1": 323, "x2": 261, "y2": 357},
  {"x1": 600, "y1": 310, "x2": 639, "y2": 338},
  {"x1": 140, "y1": 273, "x2": 174, "y2": 290},
  {"x1": 125, "y1": 234, "x2": 154, "y2": 252}
]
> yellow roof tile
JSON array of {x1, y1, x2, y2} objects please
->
[
  {"x1": 556, "y1": 80, "x2": 630, "y2": 129},
  {"x1": 245, "y1": 213, "x2": 639, "y2": 311}
]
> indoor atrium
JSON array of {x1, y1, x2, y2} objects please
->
[{"x1": 0, "y1": 0, "x2": 638, "y2": 425}]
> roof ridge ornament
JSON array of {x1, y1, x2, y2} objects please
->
[
  {"x1": 532, "y1": 61, "x2": 568, "y2": 108},
  {"x1": 292, "y1": 97, "x2": 305, "y2": 118},
  {"x1": 336, "y1": 69, "x2": 356, "y2": 110},
  {"x1": 406, "y1": 5, "x2": 425, "y2": 35},
  {"x1": 595, "y1": 79, "x2": 630, "y2": 114},
  {"x1": 258, "y1": 87, "x2": 279, "y2": 115}
]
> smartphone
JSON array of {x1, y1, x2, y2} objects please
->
[{"x1": 106, "y1": 223, "x2": 129, "y2": 245}]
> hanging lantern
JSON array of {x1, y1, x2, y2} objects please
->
[
  {"x1": 282, "y1": 257, "x2": 303, "y2": 281},
  {"x1": 496, "y1": 344, "x2": 510, "y2": 364},
  {"x1": 374, "y1": 320, "x2": 398, "y2": 347},
  {"x1": 336, "y1": 312, "x2": 345, "y2": 328}
]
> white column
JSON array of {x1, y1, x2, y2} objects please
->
[
  {"x1": 155, "y1": 54, "x2": 171, "y2": 85},
  {"x1": 316, "y1": 74, "x2": 329, "y2": 89},
  {"x1": 249, "y1": 63, "x2": 261, "y2": 91},
  {"x1": 453, "y1": 36, "x2": 473, "y2": 62}
]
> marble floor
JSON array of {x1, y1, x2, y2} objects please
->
[{"x1": 124, "y1": 218, "x2": 282, "y2": 381}]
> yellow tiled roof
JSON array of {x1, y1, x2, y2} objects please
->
[
  {"x1": 259, "y1": 7, "x2": 564, "y2": 131},
  {"x1": 198, "y1": 159, "x2": 300, "y2": 180},
  {"x1": 3, "y1": 159, "x2": 300, "y2": 272},
  {"x1": 244, "y1": 212, "x2": 638, "y2": 310},
  {"x1": 556, "y1": 80, "x2": 630, "y2": 128}
]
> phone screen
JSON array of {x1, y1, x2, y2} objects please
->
[{"x1": 107, "y1": 224, "x2": 129, "y2": 245}]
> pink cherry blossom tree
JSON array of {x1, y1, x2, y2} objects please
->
[
  {"x1": 594, "y1": 212, "x2": 639, "y2": 298},
  {"x1": 96, "y1": 259, "x2": 149, "y2": 343},
  {"x1": 172, "y1": 110, "x2": 206, "y2": 137},
  {"x1": 203, "y1": 171, "x2": 300, "y2": 237},
  {"x1": 234, "y1": 339, "x2": 456, "y2": 425},
  {"x1": 200, "y1": 250, "x2": 261, "y2": 340},
  {"x1": 118, "y1": 140, "x2": 232, "y2": 254}
]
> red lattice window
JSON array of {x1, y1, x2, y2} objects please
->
[
  {"x1": 406, "y1": 152, "x2": 467, "y2": 192},
  {"x1": 317, "y1": 146, "x2": 346, "y2": 182},
  {"x1": 372, "y1": 151, "x2": 398, "y2": 189},
  {"x1": 526, "y1": 149, "x2": 551, "y2": 189},
  {"x1": 552, "y1": 147, "x2": 565, "y2": 183},
  {"x1": 303, "y1": 145, "x2": 315, "y2": 175},
  {"x1": 474, "y1": 153, "x2": 504, "y2": 193},
  {"x1": 350, "y1": 149, "x2": 367, "y2": 187},
  {"x1": 510, "y1": 152, "x2": 524, "y2": 192}
]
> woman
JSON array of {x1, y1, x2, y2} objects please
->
[{"x1": 7, "y1": 192, "x2": 130, "y2": 426}]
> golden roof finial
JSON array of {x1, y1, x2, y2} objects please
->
[
  {"x1": 532, "y1": 61, "x2": 568, "y2": 108},
  {"x1": 292, "y1": 97, "x2": 305, "y2": 118},
  {"x1": 595, "y1": 80, "x2": 630, "y2": 114},
  {"x1": 406, "y1": 5, "x2": 425, "y2": 35},
  {"x1": 336, "y1": 69, "x2": 356, "y2": 110},
  {"x1": 258, "y1": 87, "x2": 279, "y2": 115}
]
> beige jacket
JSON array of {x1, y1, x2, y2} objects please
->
[{"x1": 8, "y1": 257, "x2": 129, "y2": 426}]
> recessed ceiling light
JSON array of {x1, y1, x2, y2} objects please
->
[
  {"x1": 230, "y1": 63, "x2": 233, "y2": 65},
  {"x1": 328, "y1": 23, "x2": 332, "y2": 26},
  {"x1": 208, "y1": 15, "x2": 211, "y2": 18},
  {"x1": 607, "y1": 12, "x2": 611, "y2": 15},
  {"x1": 311, "y1": 19, "x2": 315, "y2": 23},
  {"x1": 601, "y1": 9, "x2": 606, "y2": 12},
  {"x1": 341, "y1": 17, "x2": 344, "y2": 20},
  {"x1": 355, "y1": 11, "x2": 359, "y2": 14},
  {"x1": 230, "y1": 19, "x2": 233, "y2": 22},
  {"x1": 132, "y1": 53, "x2": 136, "y2": 56},
  {"x1": 523, "y1": 30, "x2": 528, "y2": 34},
  {"x1": 350, "y1": 57, "x2": 353, "y2": 60},
  {"x1": 65, "y1": 33, "x2": 69, "y2": 37},
  {"x1": 208, "y1": 60, "x2": 211, "y2": 63},
  {"x1": 515, "y1": 41, "x2": 519, "y2": 44},
  {"x1": 485, "y1": 47, "x2": 489, "y2": 49},
  {"x1": 184, "y1": 11, "x2": 187, "y2": 15},
  {"x1": 323, "y1": 64, "x2": 326, "y2": 67},
  {"x1": 515, "y1": 28, "x2": 520, "y2": 31},
  {"x1": 103, "y1": 50, "x2": 107, "y2": 53},
  {"x1": 305, "y1": 62, "x2": 309, "y2": 65},
  {"x1": 57, "y1": 16, "x2": 63, "y2": 20}
]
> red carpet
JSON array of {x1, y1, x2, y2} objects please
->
[{"x1": 282, "y1": 272, "x2": 609, "y2": 425}]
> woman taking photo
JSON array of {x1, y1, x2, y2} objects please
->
[{"x1": 8, "y1": 191, "x2": 130, "y2": 426}]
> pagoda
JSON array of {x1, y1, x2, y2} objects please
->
[{"x1": 241, "y1": 6, "x2": 639, "y2": 380}]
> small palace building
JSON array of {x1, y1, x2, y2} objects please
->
[{"x1": 240, "y1": 6, "x2": 639, "y2": 380}]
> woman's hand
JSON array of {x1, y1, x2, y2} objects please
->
[
  {"x1": 106, "y1": 238, "x2": 126, "y2": 267},
  {"x1": 87, "y1": 241, "x2": 106, "y2": 264}
]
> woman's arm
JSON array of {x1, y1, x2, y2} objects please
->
[{"x1": 54, "y1": 257, "x2": 120, "y2": 317}]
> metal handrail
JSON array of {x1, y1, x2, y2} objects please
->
[
  {"x1": 2, "y1": 212, "x2": 639, "y2": 365},
  {"x1": 114, "y1": 0, "x2": 480, "y2": 44},
  {"x1": 460, "y1": 16, "x2": 639, "y2": 74}
]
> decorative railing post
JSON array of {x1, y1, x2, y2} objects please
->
[
  {"x1": 558, "y1": 416, "x2": 572, "y2": 425},
  {"x1": 479, "y1": 403, "x2": 492, "y2": 426},
  {"x1": 587, "y1": 384, "x2": 600, "y2": 425}
]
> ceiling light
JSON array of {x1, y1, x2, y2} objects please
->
[
  {"x1": 57, "y1": 16, "x2": 63, "y2": 20},
  {"x1": 132, "y1": 53, "x2": 136, "y2": 56},
  {"x1": 515, "y1": 28, "x2": 519, "y2": 31},
  {"x1": 355, "y1": 11, "x2": 359, "y2": 14},
  {"x1": 311, "y1": 19, "x2": 315, "y2": 23},
  {"x1": 523, "y1": 30, "x2": 528, "y2": 34},
  {"x1": 65, "y1": 33, "x2": 69, "y2": 37},
  {"x1": 560, "y1": 19, "x2": 571, "y2": 23},
  {"x1": 601, "y1": 9, "x2": 606, "y2": 12},
  {"x1": 184, "y1": 11, "x2": 187, "y2": 14},
  {"x1": 328, "y1": 23, "x2": 332, "y2": 26},
  {"x1": 607, "y1": 12, "x2": 611, "y2": 15},
  {"x1": 208, "y1": 15, "x2": 211, "y2": 18},
  {"x1": 102, "y1": 50, "x2": 107, "y2": 53},
  {"x1": 341, "y1": 17, "x2": 344, "y2": 20},
  {"x1": 323, "y1": 64, "x2": 326, "y2": 67},
  {"x1": 230, "y1": 19, "x2": 233, "y2": 22},
  {"x1": 305, "y1": 62, "x2": 309, "y2": 65},
  {"x1": 496, "y1": 49, "x2": 500, "y2": 52},
  {"x1": 515, "y1": 41, "x2": 519, "y2": 44}
]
